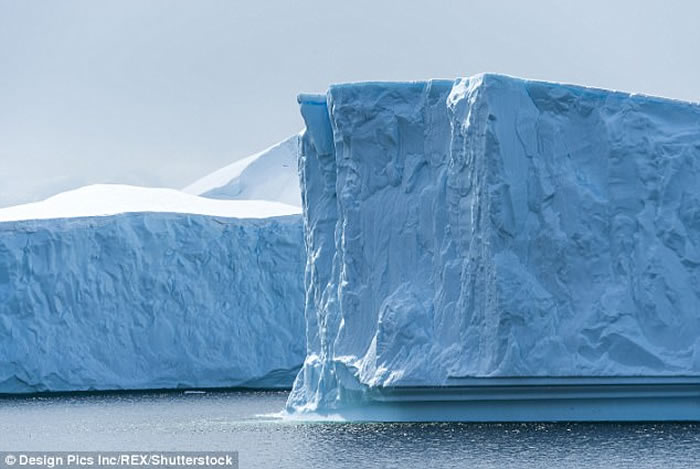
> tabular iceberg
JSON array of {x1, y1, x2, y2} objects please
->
[
  {"x1": 0, "y1": 184, "x2": 306, "y2": 393},
  {"x1": 287, "y1": 74, "x2": 700, "y2": 420}
]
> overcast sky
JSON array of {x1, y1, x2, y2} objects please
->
[{"x1": 1, "y1": 0, "x2": 699, "y2": 208}]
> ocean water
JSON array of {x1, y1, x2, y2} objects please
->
[{"x1": 0, "y1": 390, "x2": 698, "y2": 468}]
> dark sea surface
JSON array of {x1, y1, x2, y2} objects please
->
[{"x1": 0, "y1": 391, "x2": 699, "y2": 468}]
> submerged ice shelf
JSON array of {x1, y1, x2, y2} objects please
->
[{"x1": 287, "y1": 74, "x2": 700, "y2": 420}]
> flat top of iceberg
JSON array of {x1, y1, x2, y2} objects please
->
[
  {"x1": 183, "y1": 134, "x2": 301, "y2": 207},
  {"x1": 0, "y1": 184, "x2": 301, "y2": 222},
  {"x1": 299, "y1": 73, "x2": 700, "y2": 107}
]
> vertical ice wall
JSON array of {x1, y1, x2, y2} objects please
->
[
  {"x1": 0, "y1": 212, "x2": 305, "y2": 392},
  {"x1": 288, "y1": 74, "x2": 700, "y2": 413}
]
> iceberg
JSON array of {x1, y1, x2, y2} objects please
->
[
  {"x1": 0, "y1": 183, "x2": 306, "y2": 393},
  {"x1": 287, "y1": 75, "x2": 700, "y2": 420},
  {"x1": 183, "y1": 135, "x2": 302, "y2": 207}
]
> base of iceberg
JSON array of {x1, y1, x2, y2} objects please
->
[{"x1": 286, "y1": 376, "x2": 700, "y2": 422}]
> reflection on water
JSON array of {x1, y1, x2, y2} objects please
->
[{"x1": 1, "y1": 391, "x2": 699, "y2": 468}]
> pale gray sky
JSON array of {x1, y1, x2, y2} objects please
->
[{"x1": 1, "y1": 0, "x2": 699, "y2": 207}]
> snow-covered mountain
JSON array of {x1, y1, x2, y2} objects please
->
[
  {"x1": 183, "y1": 135, "x2": 301, "y2": 207},
  {"x1": 0, "y1": 164, "x2": 305, "y2": 393}
]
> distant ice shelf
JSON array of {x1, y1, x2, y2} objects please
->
[
  {"x1": 0, "y1": 177, "x2": 305, "y2": 392},
  {"x1": 287, "y1": 74, "x2": 700, "y2": 421}
]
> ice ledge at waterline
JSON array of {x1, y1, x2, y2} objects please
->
[{"x1": 287, "y1": 74, "x2": 700, "y2": 417}]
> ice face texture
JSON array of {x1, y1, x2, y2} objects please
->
[
  {"x1": 0, "y1": 189, "x2": 305, "y2": 392},
  {"x1": 287, "y1": 75, "x2": 700, "y2": 412}
]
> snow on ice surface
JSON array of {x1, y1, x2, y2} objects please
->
[
  {"x1": 287, "y1": 74, "x2": 700, "y2": 414},
  {"x1": 183, "y1": 135, "x2": 302, "y2": 207},
  {"x1": 0, "y1": 185, "x2": 304, "y2": 393},
  {"x1": 0, "y1": 184, "x2": 300, "y2": 222}
]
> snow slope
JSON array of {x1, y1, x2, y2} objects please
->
[
  {"x1": 183, "y1": 135, "x2": 302, "y2": 207},
  {"x1": 0, "y1": 186, "x2": 305, "y2": 393},
  {"x1": 287, "y1": 75, "x2": 700, "y2": 414}
]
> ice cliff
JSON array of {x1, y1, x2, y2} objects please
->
[
  {"x1": 0, "y1": 184, "x2": 305, "y2": 393},
  {"x1": 184, "y1": 135, "x2": 302, "y2": 207},
  {"x1": 287, "y1": 74, "x2": 700, "y2": 413}
]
